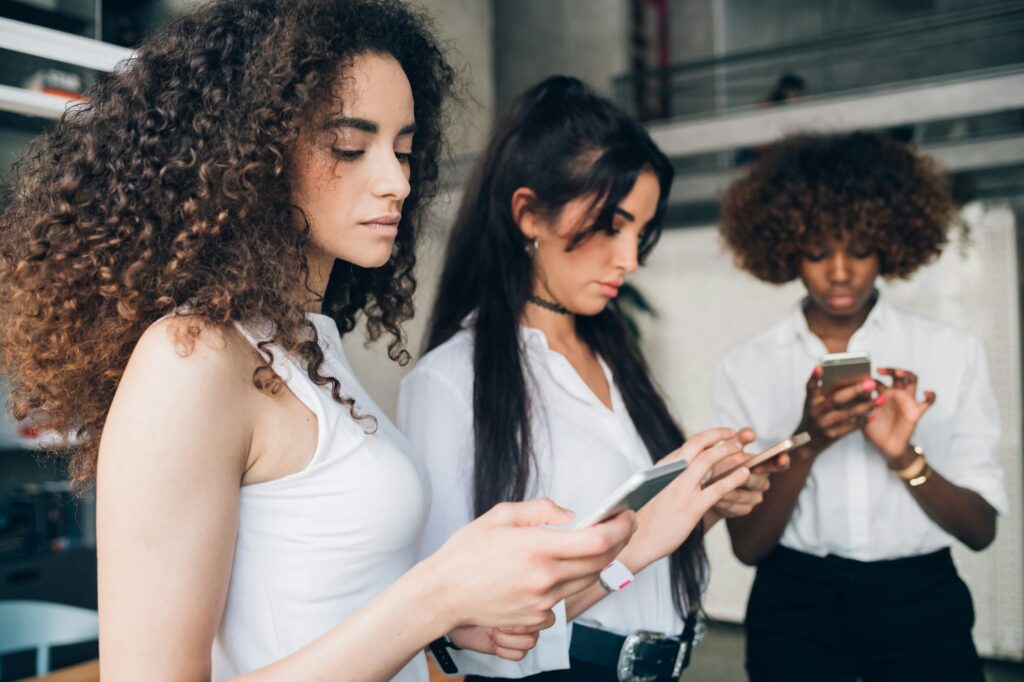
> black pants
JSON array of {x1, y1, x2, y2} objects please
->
[
  {"x1": 745, "y1": 546, "x2": 984, "y2": 682},
  {"x1": 466, "y1": 660, "x2": 619, "y2": 682}
]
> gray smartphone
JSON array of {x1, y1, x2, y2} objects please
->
[
  {"x1": 701, "y1": 432, "x2": 810, "y2": 488},
  {"x1": 573, "y1": 458, "x2": 688, "y2": 528},
  {"x1": 820, "y1": 351, "x2": 871, "y2": 390}
]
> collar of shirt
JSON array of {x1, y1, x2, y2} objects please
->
[
  {"x1": 778, "y1": 293, "x2": 893, "y2": 359},
  {"x1": 519, "y1": 324, "x2": 621, "y2": 413}
]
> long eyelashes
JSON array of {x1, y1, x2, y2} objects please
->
[{"x1": 331, "y1": 149, "x2": 414, "y2": 164}]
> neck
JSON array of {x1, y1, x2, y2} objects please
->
[
  {"x1": 521, "y1": 285, "x2": 577, "y2": 348},
  {"x1": 803, "y1": 294, "x2": 876, "y2": 350},
  {"x1": 304, "y1": 246, "x2": 334, "y2": 314}
]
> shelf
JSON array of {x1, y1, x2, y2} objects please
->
[
  {"x1": 0, "y1": 17, "x2": 131, "y2": 73},
  {"x1": 0, "y1": 83, "x2": 81, "y2": 119}
]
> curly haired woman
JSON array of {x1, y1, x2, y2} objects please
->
[
  {"x1": 714, "y1": 132, "x2": 1006, "y2": 682},
  {"x1": 0, "y1": 2, "x2": 636, "y2": 679}
]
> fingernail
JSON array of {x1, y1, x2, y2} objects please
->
[
  {"x1": 861, "y1": 379, "x2": 876, "y2": 392},
  {"x1": 875, "y1": 394, "x2": 887, "y2": 406},
  {"x1": 867, "y1": 414, "x2": 876, "y2": 422},
  {"x1": 812, "y1": 366, "x2": 822, "y2": 378}
]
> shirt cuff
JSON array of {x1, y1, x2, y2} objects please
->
[
  {"x1": 446, "y1": 600, "x2": 571, "y2": 677},
  {"x1": 944, "y1": 472, "x2": 1008, "y2": 516}
]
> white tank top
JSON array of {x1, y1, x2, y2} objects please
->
[{"x1": 211, "y1": 312, "x2": 429, "y2": 680}]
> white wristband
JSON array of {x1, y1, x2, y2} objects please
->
[{"x1": 598, "y1": 559, "x2": 634, "y2": 592}]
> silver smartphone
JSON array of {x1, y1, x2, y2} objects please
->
[
  {"x1": 820, "y1": 352, "x2": 871, "y2": 390},
  {"x1": 573, "y1": 458, "x2": 689, "y2": 528},
  {"x1": 701, "y1": 432, "x2": 810, "y2": 488}
]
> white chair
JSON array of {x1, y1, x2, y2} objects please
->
[{"x1": 0, "y1": 600, "x2": 99, "y2": 677}]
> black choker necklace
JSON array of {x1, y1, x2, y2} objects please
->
[{"x1": 527, "y1": 294, "x2": 573, "y2": 316}]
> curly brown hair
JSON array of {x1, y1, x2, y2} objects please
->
[
  {"x1": 0, "y1": 0, "x2": 455, "y2": 487},
  {"x1": 719, "y1": 132, "x2": 955, "y2": 284}
]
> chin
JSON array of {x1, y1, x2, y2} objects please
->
[
  {"x1": 337, "y1": 244, "x2": 395, "y2": 269},
  {"x1": 576, "y1": 299, "x2": 611, "y2": 317}
]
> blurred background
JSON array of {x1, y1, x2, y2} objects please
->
[{"x1": 0, "y1": 0, "x2": 1022, "y2": 679}]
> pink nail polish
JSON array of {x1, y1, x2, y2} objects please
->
[
  {"x1": 875, "y1": 394, "x2": 887, "y2": 406},
  {"x1": 861, "y1": 379, "x2": 876, "y2": 392},
  {"x1": 867, "y1": 414, "x2": 876, "y2": 422}
]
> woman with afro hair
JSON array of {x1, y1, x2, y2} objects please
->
[
  {"x1": 0, "y1": 1, "x2": 636, "y2": 679},
  {"x1": 713, "y1": 132, "x2": 1006, "y2": 682}
]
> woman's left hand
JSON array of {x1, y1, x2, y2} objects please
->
[
  {"x1": 705, "y1": 446, "x2": 790, "y2": 525},
  {"x1": 862, "y1": 367, "x2": 937, "y2": 463},
  {"x1": 448, "y1": 623, "x2": 544, "y2": 661}
]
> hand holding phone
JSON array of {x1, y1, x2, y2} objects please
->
[
  {"x1": 702, "y1": 432, "x2": 809, "y2": 488},
  {"x1": 597, "y1": 428, "x2": 754, "y2": 573},
  {"x1": 573, "y1": 457, "x2": 689, "y2": 528},
  {"x1": 798, "y1": 354, "x2": 878, "y2": 449},
  {"x1": 820, "y1": 352, "x2": 871, "y2": 390}
]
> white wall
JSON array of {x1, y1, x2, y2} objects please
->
[{"x1": 631, "y1": 202, "x2": 1024, "y2": 660}]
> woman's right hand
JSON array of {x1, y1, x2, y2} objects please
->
[
  {"x1": 797, "y1": 366, "x2": 878, "y2": 454},
  {"x1": 618, "y1": 428, "x2": 755, "y2": 572},
  {"x1": 425, "y1": 498, "x2": 636, "y2": 632}
]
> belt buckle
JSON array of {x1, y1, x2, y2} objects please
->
[
  {"x1": 671, "y1": 640, "x2": 689, "y2": 678},
  {"x1": 616, "y1": 630, "x2": 667, "y2": 682}
]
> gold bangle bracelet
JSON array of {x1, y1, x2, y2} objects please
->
[
  {"x1": 908, "y1": 465, "x2": 932, "y2": 487},
  {"x1": 892, "y1": 445, "x2": 927, "y2": 480}
]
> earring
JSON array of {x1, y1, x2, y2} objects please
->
[{"x1": 525, "y1": 237, "x2": 539, "y2": 255}]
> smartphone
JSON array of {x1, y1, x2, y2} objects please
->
[
  {"x1": 573, "y1": 458, "x2": 689, "y2": 528},
  {"x1": 820, "y1": 351, "x2": 871, "y2": 390},
  {"x1": 701, "y1": 432, "x2": 810, "y2": 488}
]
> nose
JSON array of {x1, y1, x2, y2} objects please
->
[
  {"x1": 369, "y1": 150, "x2": 411, "y2": 202},
  {"x1": 826, "y1": 251, "x2": 851, "y2": 283},
  {"x1": 613, "y1": 233, "x2": 640, "y2": 274}
]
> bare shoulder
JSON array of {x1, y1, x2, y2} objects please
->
[
  {"x1": 103, "y1": 316, "x2": 259, "y2": 475},
  {"x1": 126, "y1": 315, "x2": 257, "y2": 388}
]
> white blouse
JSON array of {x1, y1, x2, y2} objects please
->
[
  {"x1": 398, "y1": 325, "x2": 686, "y2": 678},
  {"x1": 212, "y1": 313, "x2": 430, "y2": 681},
  {"x1": 712, "y1": 297, "x2": 1007, "y2": 562}
]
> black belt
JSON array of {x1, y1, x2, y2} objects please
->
[{"x1": 569, "y1": 614, "x2": 698, "y2": 681}]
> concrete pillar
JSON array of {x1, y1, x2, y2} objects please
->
[{"x1": 493, "y1": 0, "x2": 629, "y2": 111}]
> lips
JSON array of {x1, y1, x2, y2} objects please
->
[
  {"x1": 360, "y1": 214, "x2": 401, "y2": 236},
  {"x1": 825, "y1": 293, "x2": 858, "y2": 309},
  {"x1": 598, "y1": 281, "x2": 622, "y2": 297}
]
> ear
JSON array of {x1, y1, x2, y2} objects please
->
[{"x1": 511, "y1": 187, "x2": 542, "y2": 240}]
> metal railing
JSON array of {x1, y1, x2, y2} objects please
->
[{"x1": 615, "y1": 0, "x2": 1024, "y2": 123}]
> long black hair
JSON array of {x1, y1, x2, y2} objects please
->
[{"x1": 425, "y1": 76, "x2": 705, "y2": 618}]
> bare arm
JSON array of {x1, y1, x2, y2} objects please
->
[
  {"x1": 865, "y1": 368, "x2": 996, "y2": 551},
  {"x1": 892, "y1": 457, "x2": 996, "y2": 550},
  {"x1": 97, "y1": 321, "x2": 252, "y2": 681},
  {"x1": 99, "y1": 319, "x2": 635, "y2": 681},
  {"x1": 565, "y1": 429, "x2": 752, "y2": 621}
]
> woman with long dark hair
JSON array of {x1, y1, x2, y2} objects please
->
[
  {"x1": 0, "y1": 4, "x2": 637, "y2": 679},
  {"x1": 399, "y1": 76, "x2": 777, "y2": 680},
  {"x1": 716, "y1": 132, "x2": 1006, "y2": 681}
]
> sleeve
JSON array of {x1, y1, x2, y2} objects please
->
[
  {"x1": 938, "y1": 338, "x2": 1008, "y2": 515},
  {"x1": 397, "y1": 366, "x2": 572, "y2": 677},
  {"x1": 711, "y1": 355, "x2": 770, "y2": 452},
  {"x1": 397, "y1": 367, "x2": 475, "y2": 560}
]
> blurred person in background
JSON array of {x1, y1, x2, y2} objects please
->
[
  {"x1": 735, "y1": 73, "x2": 806, "y2": 165},
  {"x1": 400, "y1": 75, "x2": 784, "y2": 681},
  {"x1": 716, "y1": 132, "x2": 1006, "y2": 682},
  {"x1": 0, "y1": 2, "x2": 638, "y2": 679}
]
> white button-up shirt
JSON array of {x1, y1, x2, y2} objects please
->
[
  {"x1": 712, "y1": 297, "x2": 1007, "y2": 561},
  {"x1": 398, "y1": 326, "x2": 685, "y2": 677}
]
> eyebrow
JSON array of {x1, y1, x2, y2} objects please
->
[
  {"x1": 326, "y1": 117, "x2": 417, "y2": 136},
  {"x1": 614, "y1": 208, "x2": 636, "y2": 221}
]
